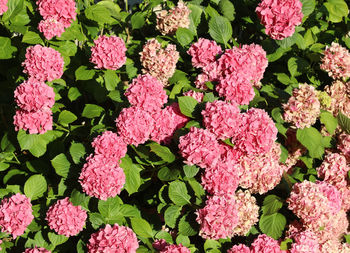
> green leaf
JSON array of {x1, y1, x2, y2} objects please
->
[
  {"x1": 296, "y1": 127, "x2": 325, "y2": 159},
  {"x1": 0, "y1": 37, "x2": 17, "y2": 59},
  {"x1": 188, "y1": 4, "x2": 203, "y2": 34},
  {"x1": 131, "y1": 12, "x2": 146, "y2": 29},
  {"x1": 287, "y1": 57, "x2": 308, "y2": 77},
  {"x1": 24, "y1": 174, "x2": 47, "y2": 200},
  {"x1": 48, "y1": 232, "x2": 68, "y2": 246},
  {"x1": 218, "y1": 0, "x2": 235, "y2": 21},
  {"x1": 22, "y1": 31, "x2": 44, "y2": 45},
  {"x1": 75, "y1": 66, "x2": 95, "y2": 81},
  {"x1": 98, "y1": 196, "x2": 122, "y2": 221},
  {"x1": 300, "y1": 0, "x2": 315, "y2": 16},
  {"x1": 70, "y1": 189, "x2": 90, "y2": 210},
  {"x1": 178, "y1": 96, "x2": 199, "y2": 118},
  {"x1": 168, "y1": 181, "x2": 191, "y2": 206},
  {"x1": 320, "y1": 111, "x2": 338, "y2": 135},
  {"x1": 176, "y1": 28, "x2": 194, "y2": 47},
  {"x1": 176, "y1": 234, "x2": 190, "y2": 247},
  {"x1": 337, "y1": 112, "x2": 350, "y2": 134},
  {"x1": 324, "y1": 0, "x2": 349, "y2": 23},
  {"x1": 280, "y1": 238, "x2": 293, "y2": 251},
  {"x1": 148, "y1": 143, "x2": 176, "y2": 163},
  {"x1": 17, "y1": 131, "x2": 48, "y2": 158},
  {"x1": 164, "y1": 205, "x2": 182, "y2": 228},
  {"x1": 183, "y1": 165, "x2": 199, "y2": 178},
  {"x1": 85, "y1": 5, "x2": 115, "y2": 24},
  {"x1": 104, "y1": 69, "x2": 120, "y2": 91},
  {"x1": 2, "y1": 0, "x2": 24, "y2": 21},
  {"x1": 68, "y1": 87, "x2": 82, "y2": 101},
  {"x1": 89, "y1": 212, "x2": 105, "y2": 229},
  {"x1": 82, "y1": 104, "x2": 104, "y2": 118},
  {"x1": 51, "y1": 154, "x2": 71, "y2": 178},
  {"x1": 69, "y1": 142, "x2": 86, "y2": 164},
  {"x1": 208, "y1": 15, "x2": 232, "y2": 45},
  {"x1": 120, "y1": 156, "x2": 141, "y2": 195},
  {"x1": 158, "y1": 167, "x2": 180, "y2": 181},
  {"x1": 131, "y1": 218, "x2": 153, "y2": 238},
  {"x1": 58, "y1": 110, "x2": 77, "y2": 126},
  {"x1": 261, "y1": 195, "x2": 283, "y2": 215},
  {"x1": 178, "y1": 213, "x2": 198, "y2": 236},
  {"x1": 259, "y1": 213, "x2": 286, "y2": 240}
]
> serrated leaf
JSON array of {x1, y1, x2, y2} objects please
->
[
  {"x1": 176, "y1": 28, "x2": 194, "y2": 47},
  {"x1": 17, "y1": 130, "x2": 49, "y2": 158},
  {"x1": 51, "y1": 154, "x2": 71, "y2": 178},
  {"x1": 0, "y1": 37, "x2": 17, "y2": 59},
  {"x1": 218, "y1": 0, "x2": 235, "y2": 21},
  {"x1": 75, "y1": 66, "x2": 95, "y2": 81},
  {"x1": 178, "y1": 96, "x2": 199, "y2": 118},
  {"x1": 337, "y1": 112, "x2": 350, "y2": 134},
  {"x1": 82, "y1": 104, "x2": 104, "y2": 118},
  {"x1": 300, "y1": 0, "x2": 315, "y2": 17},
  {"x1": 324, "y1": 0, "x2": 348, "y2": 23},
  {"x1": 70, "y1": 189, "x2": 90, "y2": 210},
  {"x1": 120, "y1": 156, "x2": 141, "y2": 195},
  {"x1": 164, "y1": 205, "x2": 182, "y2": 228},
  {"x1": 48, "y1": 232, "x2": 68, "y2": 246},
  {"x1": 131, "y1": 218, "x2": 153, "y2": 238},
  {"x1": 24, "y1": 174, "x2": 47, "y2": 200},
  {"x1": 262, "y1": 195, "x2": 283, "y2": 215},
  {"x1": 22, "y1": 31, "x2": 44, "y2": 45},
  {"x1": 158, "y1": 167, "x2": 180, "y2": 181},
  {"x1": 149, "y1": 143, "x2": 176, "y2": 163},
  {"x1": 104, "y1": 69, "x2": 120, "y2": 91},
  {"x1": 183, "y1": 165, "x2": 199, "y2": 178},
  {"x1": 178, "y1": 213, "x2": 198, "y2": 236},
  {"x1": 98, "y1": 196, "x2": 122, "y2": 222},
  {"x1": 131, "y1": 12, "x2": 146, "y2": 29},
  {"x1": 288, "y1": 57, "x2": 308, "y2": 77},
  {"x1": 69, "y1": 142, "x2": 86, "y2": 164},
  {"x1": 58, "y1": 110, "x2": 77, "y2": 126},
  {"x1": 208, "y1": 16, "x2": 232, "y2": 45},
  {"x1": 168, "y1": 181, "x2": 191, "y2": 206},
  {"x1": 296, "y1": 127, "x2": 325, "y2": 159},
  {"x1": 259, "y1": 213, "x2": 286, "y2": 239},
  {"x1": 320, "y1": 111, "x2": 338, "y2": 135}
]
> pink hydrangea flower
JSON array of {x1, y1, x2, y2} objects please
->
[
  {"x1": 140, "y1": 38, "x2": 179, "y2": 84},
  {"x1": 187, "y1": 38, "x2": 222, "y2": 68},
  {"x1": 87, "y1": 224, "x2": 139, "y2": 253},
  {"x1": 153, "y1": 239, "x2": 169, "y2": 251},
  {"x1": 38, "y1": 18, "x2": 65, "y2": 40},
  {"x1": 201, "y1": 100, "x2": 242, "y2": 140},
  {"x1": 256, "y1": 0, "x2": 303, "y2": 40},
  {"x1": 0, "y1": 193, "x2": 34, "y2": 239},
  {"x1": 238, "y1": 143, "x2": 284, "y2": 194},
  {"x1": 24, "y1": 247, "x2": 51, "y2": 253},
  {"x1": 194, "y1": 73, "x2": 210, "y2": 90},
  {"x1": 338, "y1": 133, "x2": 350, "y2": 161},
  {"x1": 287, "y1": 181, "x2": 342, "y2": 227},
  {"x1": 164, "y1": 103, "x2": 189, "y2": 130},
  {"x1": 0, "y1": 0, "x2": 8, "y2": 15},
  {"x1": 178, "y1": 127, "x2": 221, "y2": 169},
  {"x1": 14, "y1": 79, "x2": 55, "y2": 112},
  {"x1": 283, "y1": 84, "x2": 321, "y2": 129},
  {"x1": 125, "y1": 74, "x2": 168, "y2": 112},
  {"x1": 46, "y1": 197, "x2": 87, "y2": 237},
  {"x1": 36, "y1": 0, "x2": 76, "y2": 28},
  {"x1": 90, "y1": 35, "x2": 127, "y2": 70},
  {"x1": 201, "y1": 161, "x2": 239, "y2": 195},
  {"x1": 233, "y1": 190, "x2": 260, "y2": 236},
  {"x1": 317, "y1": 153, "x2": 349, "y2": 188},
  {"x1": 196, "y1": 194, "x2": 239, "y2": 240},
  {"x1": 156, "y1": 0, "x2": 191, "y2": 35},
  {"x1": 91, "y1": 131, "x2": 127, "y2": 163},
  {"x1": 13, "y1": 108, "x2": 53, "y2": 134},
  {"x1": 160, "y1": 244, "x2": 191, "y2": 253},
  {"x1": 321, "y1": 43, "x2": 350, "y2": 80},
  {"x1": 183, "y1": 90, "x2": 204, "y2": 102},
  {"x1": 235, "y1": 108, "x2": 277, "y2": 155},
  {"x1": 79, "y1": 155, "x2": 125, "y2": 200},
  {"x1": 22, "y1": 45, "x2": 64, "y2": 82},
  {"x1": 250, "y1": 234, "x2": 283, "y2": 253},
  {"x1": 216, "y1": 74, "x2": 255, "y2": 105},
  {"x1": 116, "y1": 106, "x2": 154, "y2": 146},
  {"x1": 289, "y1": 230, "x2": 320, "y2": 253},
  {"x1": 325, "y1": 80, "x2": 350, "y2": 118},
  {"x1": 227, "y1": 244, "x2": 251, "y2": 253}
]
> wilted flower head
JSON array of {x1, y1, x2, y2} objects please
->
[
  {"x1": 38, "y1": 18, "x2": 65, "y2": 40},
  {"x1": 125, "y1": 74, "x2": 168, "y2": 112},
  {"x1": 0, "y1": 193, "x2": 34, "y2": 239},
  {"x1": 14, "y1": 79, "x2": 55, "y2": 112},
  {"x1": 196, "y1": 194, "x2": 239, "y2": 240},
  {"x1": 283, "y1": 83, "x2": 321, "y2": 129},
  {"x1": 87, "y1": 224, "x2": 139, "y2": 252},
  {"x1": 338, "y1": 133, "x2": 350, "y2": 161},
  {"x1": 24, "y1": 247, "x2": 51, "y2": 253},
  {"x1": 46, "y1": 197, "x2": 87, "y2": 237},
  {"x1": 79, "y1": 155, "x2": 125, "y2": 200},
  {"x1": 156, "y1": 0, "x2": 191, "y2": 35},
  {"x1": 22, "y1": 45, "x2": 64, "y2": 82},
  {"x1": 187, "y1": 38, "x2": 222, "y2": 68},
  {"x1": 90, "y1": 35, "x2": 127, "y2": 70},
  {"x1": 317, "y1": 153, "x2": 349, "y2": 188},
  {"x1": 325, "y1": 80, "x2": 350, "y2": 118},
  {"x1": 36, "y1": 0, "x2": 76, "y2": 28},
  {"x1": 256, "y1": 0, "x2": 303, "y2": 40},
  {"x1": 140, "y1": 38, "x2": 179, "y2": 84},
  {"x1": 321, "y1": 42, "x2": 350, "y2": 79},
  {"x1": 13, "y1": 108, "x2": 53, "y2": 134}
]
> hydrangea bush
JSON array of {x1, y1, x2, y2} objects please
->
[{"x1": 0, "y1": 0, "x2": 350, "y2": 252}]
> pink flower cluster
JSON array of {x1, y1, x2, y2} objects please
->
[
  {"x1": 22, "y1": 45, "x2": 64, "y2": 82},
  {"x1": 156, "y1": 0, "x2": 191, "y2": 35},
  {"x1": 325, "y1": 80, "x2": 350, "y2": 118},
  {"x1": 46, "y1": 197, "x2": 87, "y2": 237},
  {"x1": 187, "y1": 39, "x2": 222, "y2": 69},
  {"x1": 256, "y1": 0, "x2": 303, "y2": 40},
  {"x1": 153, "y1": 240, "x2": 190, "y2": 253},
  {"x1": 36, "y1": 0, "x2": 76, "y2": 39},
  {"x1": 87, "y1": 224, "x2": 139, "y2": 252},
  {"x1": 183, "y1": 90, "x2": 204, "y2": 102},
  {"x1": 0, "y1": 0, "x2": 8, "y2": 15},
  {"x1": 24, "y1": 247, "x2": 51, "y2": 253},
  {"x1": 228, "y1": 234, "x2": 282, "y2": 253},
  {"x1": 338, "y1": 133, "x2": 350, "y2": 161},
  {"x1": 140, "y1": 38, "x2": 179, "y2": 84},
  {"x1": 320, "y1": 43, "x2": 350, "y2": 80},
  {"x1": 0, "y1": 193, "x2": 34, "y2": 238},
  {"x1": 13, "y1": 78, "x2": 56, "y2": 134},
  {"x1": 90, "y1": 35, "x2": 127, "y2": 70},
  {"x1": 283, "y1": 83, "x2": 321, "y2": 129},
  {"x1": 196, "y1": 194, "x2": 239, "y2": 240}
]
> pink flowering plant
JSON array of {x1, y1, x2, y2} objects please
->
[{"x1": 1, "y1": 0, "x2": 350, "y2": 252}]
